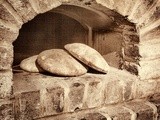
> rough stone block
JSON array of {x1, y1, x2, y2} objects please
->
[
  {"x1": 123, "y1": 33, "x2": 139, "y2": 44},
  {"x1": 68, "y1": 80, "x2": 85, "y2": 112},
  {"x1": 130, "y1": 0, "x2": 157, "y2": 23},
  {"x1": 123, "y1": 61, "x2": 139, "y2": 75},
  {"x1": 139, "y1": 42, "x2": 160, "y2": 60},
  {"x1": 0, "y1": 25, "x2": 19, "y2": 42},
  {"x1": 14, "y1": 90, "x2": 41, "y2": 120},
  {"x1": 138, "y1": 58, "x2": 160, "y2": 80},
  {"x1": 0, "y1": 101, "x2": 14, "y2": 120},
  {"x1": 42, "y1": 86, "x2": 65, "y2": 115},
  {"x1": 77, "y1": 112, "x2": 107, "y2": 120},
  {"x1": 140, "y1": 25, "x2": 160, "y2": 42},
  {"x1": 113, "y1": 0, "x2": 128, "y2": 16},
  {"x1": 124, "y1": 44, "x2": 139, "y2": 58},
  {"x1": 124, "y1": 101, "x2": 155, "y2": 120},
  {"x1": 139, "y1": 3, "x2": 160, "y2": 28},
  {"x1": 104, "y1": 68, "x2": 135, "y2": 104},
  {"x1": 7, "y1": 0, "x2": 37, "y2": 23},
  {"x1": 148, "y1": 94, "x2": 160, "y2": 119},
  {"x1": 0, "y1": 3, "x2": 21, "y2": 28},
  {"x1": 96, "y1": 0, "x2": 114, "y2": 10},
  {"x1": 82, "y1": 75, "x2": 105, "y2": 108},
  {"x1": 0, "y1": 41, "x2": 13, "y2": 70},
  {"x1": 135, "y1": 79, "x2": 157, "y2": 98},
  {"x1": 30, "y1": 0, "x2": 61, "y2": 14},
  {"x1": 0, "y1": 70, "x2": 12, "y2": 99},
  {"x1": 99, "y1": 105, "x2": 131, "y2": 120}
]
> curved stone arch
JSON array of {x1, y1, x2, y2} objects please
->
[{"x1": 0, "y1": 0, "x2": 159, "y2": 79}]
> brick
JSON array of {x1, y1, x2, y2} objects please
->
[
  {"x1": 148, "y1": 94, "x2": 160, "y2": 119},
  {"x1": 7, "y1": 0, "x2": 37, "y2": 23},
  {"x1": 141, "y1": 25, "x2": 160, "y2": 41},
  {"x1": 139, "y1": 41, "x2": 160, "y2": 60},
  {"x1": 135, "y1": 79, "x2": 157, "y2": 98},
  {"x1": 123, "y1": 33, "x2": 139, "y2": 44},
  {"x1": 77, "y1": 112, "x2": 107, "y2": 120},
  {"x1": 0, "y1": 41, "x2": 13, "y2": 70},
  {"x1": 0, "y1": 70, "x2": 12, "y2": 99},
  {"x1": 42, "y1": 86, "x2": 64, "y2": 115},
  {"x1": 68, "y1": 81, "x2": 85, "y2": 112},
  {"x1": 130, "y1": 0, "x2": 157, "y2": 23},
  {"x1": 96, "y1": 0, "x2": 114, "y2": 10},
  {"x1": 14, "y1": 90, "x2": 41, "y2": 120},
  {"x1": 124, "y1": 44, "x2": 140, "y2": 58},
  {"x1": 0, "y1": 3, "x2": 21, "y2": 28},
  {"x1": 30, "y1": 0, "x2": 61, "y2": 14},
  {"x1": 138, "y1": 58, "x2": 160, "y2": 80},
  {"x1": 0, "y1": 101, "x2": 14, "y2": 120},
  {"x1": 0, "y1": 25, "x2": 19, "y2": 42},
  {"x1": 105, "y1": 79, "x2": 134, "y2": 105},
  {"x1": 99, "y1": 105, "x2": 131, "y2": 120},
  {"x1": 138, "y1": 2, "x2": 160, "y2": 28},
  {"x1": 82, "y1": 75, "x2": 105, "y2": 108},
  {"x1": 123, "y1": 61, "x2": 139, "y2": 75},
  {"x1": 124, "y1": 101, "x2": 155, "y2": 120}
]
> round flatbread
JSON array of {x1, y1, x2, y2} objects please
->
[
  {"x1": 37, "y1": 49, "x2": 87, "y2": 76},
  {"x1": 64, "y1": 43, "x2": 109, "y2": 73},
  {"x1": 20, "y1": 55, "x2": 44, "y2": 72}
]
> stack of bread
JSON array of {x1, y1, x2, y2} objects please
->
[{"x1": 20, "y1": 43, "x2": 109, "y2": 76}]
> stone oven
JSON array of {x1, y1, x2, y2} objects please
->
[{"x1": 0, "y1": 0, "x2": 160, "y2": 120}]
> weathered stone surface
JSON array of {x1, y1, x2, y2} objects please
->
[
  {"x1": 0, "y1": 41, "x2": 13, "y2": 70},
  {"x1": 96, "y1": 0, "x2": 114, "y2": 10},
  {"x1": 124, "y1": 44, "x2": 139, "y2": 58},
  {"x1": 7, "y1": 0, "x2": 37, "y2": 23},
  {"x1": 104, "y1": 68, "x2": 135, "y2": 104},
  {"x1": 138, "y1": 58, "x2": 160, "y2": 80},
  {"x1": 0, "y1": 25, "x2": 19, "y2": 42},
  {"x1": 123, "y1": 61, "x2": 139, "y2": 75},
  {"x1": 148, "y1": 94, "x2": 160, "y2": 119},
  {"x1": 123, "y1": 32, "x2": 139, "y2": 44},
  {"x1": 135, "y1": 79, "x2": 157, "y2": 98},
  {"x1": 0, "y1": 3, "x2": 21, "y2": 28},
  {"x1": 68, "y1": 80, "x2": 85, "y2": 112},
  {"x1": 14, "y1": 91, "x2": 41, "y2": 120},
  {"x1": 112, "y1": 0, "x2": 130, "y2": 16},
  {"x1": 138, "y1": 1, "x2": 160, "y2": 28},
  {"x1": 0, "y1": 70, "x2": 12, "y2": 99},
  {"x1": 30, "y1": 0, "x2": 62, "y2": 14},
  {"x1": 130, "y1": 0, "x2": 157, "y2": 23},
  {"x1": 43, "y1": 86, "x2": 64, "y2": 115},
  {"x1": 99, "y1": 105, "x2": 131, "y2": 120},
  {"x1": 140, "y1": 25, "x2": 160, "y2": 42},
  {"x1": 139, "y1": 42, "x2": 160, "y2": 60},
  {"x1": 82, "y1": 75, "x2": 105, "y2": 108},
  {"x1": 0, "y1": 101, "x2": 14, "y2": 120},
  {"x1": 124, "y1": 101, "x2": 154, "y2": 120},
  {"x1": 77, "y1": 112, "x2": 107, "y2": 120}
]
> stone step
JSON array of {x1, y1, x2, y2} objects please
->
[{"x1": 35, "y1": 100, "x2": 158, "y2": 120}]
